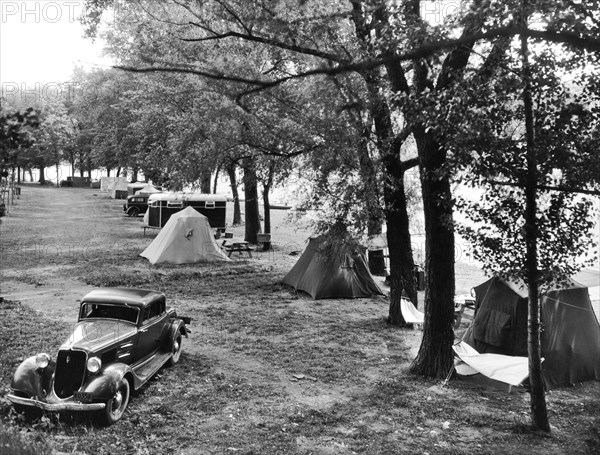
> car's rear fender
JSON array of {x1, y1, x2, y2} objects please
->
[{"x1": 11, "y1": 356, "x2": 56, "y2": 399}]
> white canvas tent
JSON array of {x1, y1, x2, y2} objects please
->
[
  {"x1": 137, "y1": 184, "x2": 161, "y2": 197},
  {"x1": 140, "y1": 207, "x2": 230, "y2": 264}
]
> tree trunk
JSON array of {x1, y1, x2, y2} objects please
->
[
  {"x1": 106, "y1": 168, "x2": 111, "y2": 177},
  {"x1": 228, "y1": 163, "x2": 242, "y2": 226},
  {"x1": 385, "y1": 168, "x2": 418, "y2": 324},
  {"x1": 116, "y1": 167, "x2": 122, "y2": 177},
  {"x1": 17, "y1": 166, "x2": 21, "y2": 184},
  {"x1": 242, "y1": 158, "x2": 261, "y2": 243},
  {"x1": 213, "y1": 165, "x2": 221, "y2": 194},
  {"x1": 357, "y1": 136, "x2": 386, "y2": 274},
  {"x1": 132, "y1": 168, "x2": 138, "y2": 183},
  {"x1": 38, "y1": 165, "x2": 45, "y2": 184},
  {"x1": 262, "y1": 184, "x2": 272, "y2": 251},
  {"x1": 521, "y1": 14, "x2": 550, "y2": 431},
  {"x1": 360, "y1": 66, "x2": 417, "y2": 325},
  {"x1": 409, "y1": 131, "x2": 455, "y2": 378},
  {"x1": 28, "y1": 169, "x2": 34, "y2": 182},
  {"x1": 201, "y1": 171, "x2": 211, "y2": 193},
  {"x1": 56, "y1": 161, "x2": 60, "y2": 187}
]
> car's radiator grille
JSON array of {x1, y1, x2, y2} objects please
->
[{"x1": 54, "y1": 350, "x2": 87, "y2": 399}]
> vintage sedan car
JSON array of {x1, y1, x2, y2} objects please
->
[{"x1": 7, "y1": 288, "x2": 189, "y2": 425}]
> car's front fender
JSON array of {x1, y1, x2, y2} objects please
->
[
  {"x1": 11, "y1": 356, "x2": 56, "y2": 399},
  {"x1": 82, "y1": 363, "x2": 131, "y2": 401}
]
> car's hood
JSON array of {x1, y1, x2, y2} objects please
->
[{"x1": 61, "y1": 320, "x2": 137, "y2": 352}]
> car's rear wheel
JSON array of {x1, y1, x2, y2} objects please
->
[
  {"x1": 167, "y1": 333, "x2": 183, "y2": 366},
  {"x1": 128, "y1": 207, "x2": 139, "y2": 217},
  {"x1": 102, "y1": 378, "x2": 130, "y2": 425}
]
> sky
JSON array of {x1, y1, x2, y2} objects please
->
[{"x1": 0, "y1": 1, "x2": 113, "y2": 90}]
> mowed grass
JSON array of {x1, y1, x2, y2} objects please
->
[{"x1": 0, "y1": 185, "x2": 599, "y2": 454}]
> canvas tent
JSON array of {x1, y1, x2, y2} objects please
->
[
  {"x1": 462, "y1": 276, "x2": 600, "y2": 387},
  {"x1": 137, "y1": 184, "x2": 161, "y2": 197},
  {"x1": 282, "y1": 236, "x2": 384, "y2": 299},
  {"x1": 140, "y1": 206, "x2": 230, "y2": 264}
]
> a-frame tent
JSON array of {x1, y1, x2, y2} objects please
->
[
  {"x1": 282, "y1": 236, "x2": 384, "y2": 299},
  {"x1": 140, "y1": 206, "x2": 230, "y2": 264},
  {"x1": 462, "y1": 276, "x2": 600, "y2": 387}
]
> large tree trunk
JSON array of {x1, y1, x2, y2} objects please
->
[
  {"x1": 132, "y1": 168, "x2": 138, "y2": 183},
  {"x1": 242, "y1": 158, "x2": 261, "y2": 243},
  {"x1": 351, "y1": 2, "x2": 417, "y2": 326},
  {"x1": 357, "y1": 136, "x2": 386, "y2": 275},
  {"x1": 409, "y1": 131, "x2": 455, "y2": 378},
  {"x1": 38, "y1": 165, "x2": 45, "y2": 184},
  {"x1": 385, "y1": 167, "x2": 418, "y2": 323},
  {"x1": 521, "y1": 19, "x2": 550, "y2": 432},
  {"x1": 228, "y1": 163, "x2": 242, "y2": 226},
  {"x1": 362, "y1": 69, "x2": 417, "y2": 325}
]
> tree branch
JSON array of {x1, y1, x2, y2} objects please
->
[
  {"x1": 489, "y1": 179, "x2": 600, "y2": 196},
  {"x1": 114, "y1": 26, "x2": 600, "y2": 96}
]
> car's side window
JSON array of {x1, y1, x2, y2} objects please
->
[{"x1": 143, "y1": 300, "x2": 165, "y2": 323}]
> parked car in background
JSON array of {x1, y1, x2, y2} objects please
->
[
  {"x1": 123, "y1": 194, "x2": 149, "y2": 217},
  {"x1": 7, "y1": 288, "x2": 189, "y2": 425}
]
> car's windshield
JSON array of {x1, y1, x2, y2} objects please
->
[{"x1": 80, "y1": 303, "x2": 139, "y2": 324}]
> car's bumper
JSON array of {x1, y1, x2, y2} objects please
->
[{"x1": 7, "y1": 393, "x2": 106, "y2": 411}]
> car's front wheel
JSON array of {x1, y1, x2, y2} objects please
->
[{"x1": 102, "y1": 378, "x2": 130, "y2": 425}]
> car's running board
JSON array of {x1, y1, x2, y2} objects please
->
[{"x1": 130, "y1": 352, "x2": 171, "y2": 388}]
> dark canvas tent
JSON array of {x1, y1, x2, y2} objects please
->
[
  {"x1": 462, "y1": 276, "x2": 600, "y2": 387},
  {"x1": 282, "y1": 236, "x2": 384, "y2": 299}
]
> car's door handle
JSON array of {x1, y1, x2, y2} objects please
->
[{"x1": 140, "y1": 328, "x2": 148, "y2": 333}]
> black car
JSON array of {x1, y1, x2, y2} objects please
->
[{"x1": 8, "y1": 288, "x2": 189, "y2": 424}]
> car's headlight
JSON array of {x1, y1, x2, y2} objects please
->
[
  {"x1": 87, "y1": 356, "x2": 102, "y2": 373},
  {"x1": 35, "y1": 353, "x2": 51, "y2": 369}
]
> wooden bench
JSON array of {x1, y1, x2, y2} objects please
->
[{"x1": 223, "y1": 244, "x2": 254, "y2": 258}]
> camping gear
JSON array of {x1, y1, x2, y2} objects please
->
[
  {"x1": 462, "y1": 276, "x2": 600, "y2": 387},
  {"x1": 282, "y1": 236, "x2": 384, "y2": 299},
  {"x1": 147, "y1": 192, "x2": 227, "y2": 229},
  {"x1": 453, "y1": 341, "x2": 530, "y2": 387},
  {"x1": 140, "y1": 206, "x2": 230, "y2": 264}
]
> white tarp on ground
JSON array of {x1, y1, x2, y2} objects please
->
[
  {"x1": 140, "y1": 206, "x2": 230, "y2": 264},
  {"x1": 400, "y1": 298, "x2": 424, "y2": 324},
  {"x1": 453, "y1": 341, "x2": 530, "y2": 386},
  {"x1": 100, "y1": 177, "x2": 128, "y2": 192}
]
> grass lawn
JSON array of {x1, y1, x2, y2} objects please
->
[{"x1": 0, "y1": 184, "x2": 599, "y2": 455}]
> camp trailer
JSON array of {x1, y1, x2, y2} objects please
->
[{"x1": 146, "y1": 193, "x2": 227, "y2": 229}]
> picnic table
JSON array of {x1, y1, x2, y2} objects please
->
[{"x1": 221, "y1": 237, "x2": 254, "y2": 258}]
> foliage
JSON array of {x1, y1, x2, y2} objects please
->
[
  {"x1": 0, "y1": 108, "x2": 39, "y2": 169},
  {"x1": 447, "y1": 36, "x2": 600, "y2": 289}
]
